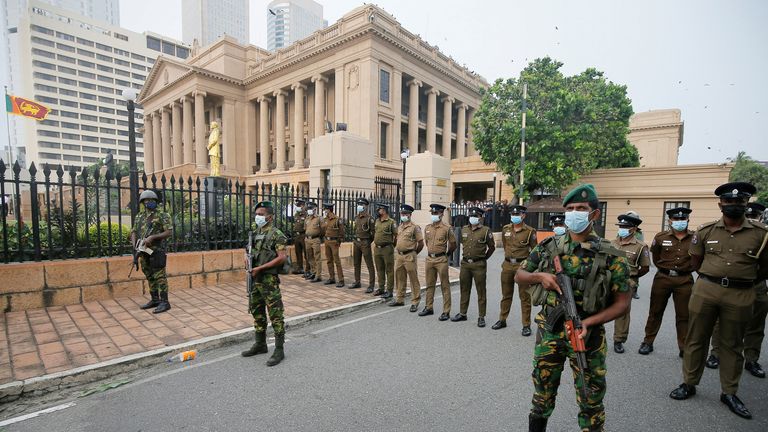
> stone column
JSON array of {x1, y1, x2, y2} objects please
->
[
  {"x1": 292, "y1": 83, "x2": 306, "y2": 169},
  {"x1": 391, "y1": 70, "x2": 403, "y2": 160},
  {"x1": 312, "y1": 75, "x2": 327, "y2": 139},
  {"x1": 143, "y1": 113, "x2": 154, "y2": 173},
  {"x1": 193, "y1": 91, "x2": 207, "y2": 169},
  {"x1": 161, "y1": 107, "x2": 171, "y2": 169},
  {"x1": 426, "y1": 88, "x2": 439, "y2": 154},
  {"x1": 407, "y1": 79, "x2": 422, "y2": 155},
  {"x1": 456, "y1": 103, "x2": 467, "y2": 159},
  {"x1": 258, "y1": 96, "x2": 271, "y2": 173},
  {"x1": 441, "y1": 96, "x2": 454, "y2": 158},
  {"x1": 181, "y1": 95, "x2": 193, "y2": 164},
  {"x1": 334, "y1": 66, "x2": 344, "y2": 126},
  {"x1": 152, "y1": 111, "x2": 162, "y2": 171},
  {"x1": 467, "y1": 107, "x2": 476, "y2": 156},
  {"x1": 244, "y1": 100, "x2": 257, "y2": 174},
  {"x1": 274, "y1": 90, "x2": 287, "y2": 171},
  {"x1": 171, "y1": 102, "x2": 182, "y2": 167},
  {"x1": 222, "y1": 99, "x2": 236, "y2": 171}
]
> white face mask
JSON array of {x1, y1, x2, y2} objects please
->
[
  {"x1": 430, "y1": 214, "x2": 441, "y2": 223},
  {"x1": 553, "y1": 226, "x2": 566, "y2": 236},
  {"x1": 469, "y1": 216, "x2": 480, "y2": 226},
  {"x1": 307, "y1": 209, "x2": 315, "y2": 216},
  {"x1": 254, "y1": 215, "x2": 267, "y2": 227},
  {"x1": 356, "y1": 205, "x2": 364, "y2": 213},
  {"x1": 400, "y1": 215, "x2": 409, "y2": 223}
]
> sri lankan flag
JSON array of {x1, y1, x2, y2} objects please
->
[{"x1": 5, "y1": 94, "x2": 50, "y2": 121}]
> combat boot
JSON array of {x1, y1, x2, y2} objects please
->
[
  {"x1": 241, "y1": 331, "x2": 268, "y2": 357},
  {"x1": 153, "y1": 291, "x2": 171, "y2": 314},
  {"x1": 140, "y1": 291, "x2": 160, "y2": 310},
  {"x1": 266, "y1": 334, "x2": 285, "y2": 366},
  {"x1": 528, "y1": 413, "x2": 547, "y2": 431}
]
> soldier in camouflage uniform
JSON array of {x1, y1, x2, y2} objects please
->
[
  {"x1": 241, "y1": 201, "x2": 289, "y2": 367},
  {"x1": 516, "y1": 184, "x2": 631, "y2": 432},
  {"x1": 131, "y1": 190, "x2": 173, "y2": 314}
]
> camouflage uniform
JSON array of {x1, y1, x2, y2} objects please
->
[
  {"x1": 248, "y1": 220, "x2": 288, "y2": 337},
  {"x1": 524, "y1": 233, "x2": 630, "y2": 431},
  {"x1": 131, "y1": 209, "x2": 172, "y2": 294}
]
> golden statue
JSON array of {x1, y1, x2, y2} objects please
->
[{"x1": 207, "y1": 121, "x2": 221, "y2": 177}]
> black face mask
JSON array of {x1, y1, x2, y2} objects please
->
[{"x1": 721, "y1": 204, "x2": 746, "y2": 219}]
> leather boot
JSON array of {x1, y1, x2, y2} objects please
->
[
  {"x1": 241, "y1": 331, "x2": 268, "y2": 357},
  {"x1": 528, "y1": 414, "x2": 547, "y2": 432},
  {"x1": 140, "y1": 291, "x2": 160, "y2": 310},
  {"x1": 266, "y1": 334, "x2": 285, "y2": 366},
  {"x1": 153, "y1": 291, "x2": 171, "y2": 314}
]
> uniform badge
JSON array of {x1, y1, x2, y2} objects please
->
[{"x1": 692, "y1": 234, "x2": 698, "y2": 244}]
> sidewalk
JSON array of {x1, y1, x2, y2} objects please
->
[{"x1": 0, "y1": 257, "x2": 459, "y2": 393}]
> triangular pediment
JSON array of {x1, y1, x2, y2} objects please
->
[{"x1": 138, "y1": 57, "x2": 194, "y2": 102}]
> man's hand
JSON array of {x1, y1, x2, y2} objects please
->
[
  {"x1": 142, "y1": 236, "x2": 153, "y2": 248},
  {"x1": 537, "y1": 272, "x2": 561, "y2": 294},
  {"x1": 250, "y1": 266, "x2": 262, "y2": 278},
  {"x1": 578, "y1": 317, "x2": 593, "y2": 340}
]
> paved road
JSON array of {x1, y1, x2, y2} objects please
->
[{"x1": 4, "y1": 250, "x2": 767, "y2": 431}]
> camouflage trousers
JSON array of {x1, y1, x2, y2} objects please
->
[
  {"x1": 139, "y1": 254, "x2": 168, "y2": 293},
  {"x1": 531, "y1": 319, "x2": 607, "y2": 432},
  {"x1": 248, "y1": 273, "x2": 285, "y2": 336}
]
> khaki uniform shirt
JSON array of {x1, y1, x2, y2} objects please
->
[
  {"x1": 502, "y1": 223, "x2": 538, "y2": 259},
  {"x1": 293, "y1": 209, "x2": 307, "y2": 234},
  {"x1": 611, "y1": 236, "x2": 650, "y2": 278},
  {"x1": 425, "y1": 222, "x2": 455, "y2": 255},
  {"x1": 650, "y1": 229, "x2": 694, "y2": 271},
  {"x1": 396, "y1": 221, "x2": 422, "y2": 253},
  {"x1": 374, "y1": 217, "x2": 397, "y2": 246},
  {"x1": 354, "y1": 212, "x2": 375, "y2": 240},
  {"x1": 461, "y1": 224, "x2": 493, "y2": 259},
  {"x1": 305, "y1": 214, "x2": 323, "y2": 237},
  {"x1": 322, "y1": 212, "x2": 343, "y2": 239},
  {"x1": 690, "y1": 218, "x2": 768, "y2": 280}
]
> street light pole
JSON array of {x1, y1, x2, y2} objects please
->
[
  {"x1": 122, "y1": 88, "x2": 139, "y2": 227},
  {"x1": 400, "y1": 149, "x2": 409, "y2": 206},
  {"x1": 519, "y1": 82, "x2": 527, "y2": 206}
]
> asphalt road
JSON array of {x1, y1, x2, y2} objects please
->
[{"x1": 4, "y1": 250, "x2": 767, "y2": 431}]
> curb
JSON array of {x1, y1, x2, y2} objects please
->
[{"x1": 0, "y1": 278, "x2": 459, "y2": 409}]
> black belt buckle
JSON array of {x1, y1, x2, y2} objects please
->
[{"x1": 720, "y1": 276, "x2": 729, "y2": 287}]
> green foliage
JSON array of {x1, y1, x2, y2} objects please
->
[
  {"x1": 86, "y1": 222, "x2": 131, "y2": 255},
  {"x1": 729, "y1": 151, "x2": 768, "y2": 205},
  {"x1": 472, "y1": 57, "x2": 639, "y2": 200}
]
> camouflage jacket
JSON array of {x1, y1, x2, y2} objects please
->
[
  {"x1": 131, "y1": 209, "x2": 172, "y2": 251},
  {"x1": 250, "y1": 221, "x2": 288, "y2": 273}
]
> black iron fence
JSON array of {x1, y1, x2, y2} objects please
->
[
  {"x1": 448, "y1": 203, "x2": 512, "y2": 232},
  {"x1": 0, "y1": 159, "x2": 400, "y2": 263}
]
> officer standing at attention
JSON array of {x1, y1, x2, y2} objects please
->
[
  {"x1": 421, "y1": 203, "x2": 457, "y2": 320},
  {"x1": 611, "y1": 213, "x2": 650, "y2": 354},
  {"x1": 291, "y1": 199, "x2": 309, "y2": 276},
  {"x1": 131, "y1": 190, "x2": 173, "y2": 314},
  {"x1": 492, "y1": 205, "x2": 538, "y2": 334},
  {"x1": 704, "y1": 202, "x2": 768, "y2": 378},
  {"x1": 373, "y1": 203, "x2": 397, "y2": 299},
  {"x1": 304, "y1": 202, "x2": 324, "y2": 282},
  {"x1": 389, "y1": 204, "x2": 424, "y2": 311},
  {"x1": 322, "y1": 202, "x2": 345, "y2": 287},
  {"x1": 639, "y1": 207, "x2": 694, "y2": 357},
  {"x1": 241, "y1": 201, "x2": 288, "y2": 367},
  {"x1": 452, "y1": 207, "x2": 495, "y2": 327},
  {"x1": 670, "y1": 182, "x2": 768, "y2": 420},
  {"x1": 350, "y1": 197, "x2": 376, "y2": 292},
  {"x1": 516, "y1": 184, "x2": 630, "y2": 432}
]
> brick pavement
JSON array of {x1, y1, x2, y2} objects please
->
[{"x1": 0, "y1": 257, "x2": 458, "y2": 385}]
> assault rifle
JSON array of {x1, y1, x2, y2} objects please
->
[
  {"x1": 545, "y1": 255, "x2": 590, "y2": 402},
  {"x1": 129, "y1": 223, "x2": 154, "y2": 278},
  {"x1": 245, "y1": 231, "x2": 253, "y2": 295}
]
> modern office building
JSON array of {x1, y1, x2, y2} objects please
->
[
  {"x1": 8, "y1": 0, "x2": 189, "y2": 170},
  {"x1": 182, "y1": 0, "x2": 249, "y2": 47},
  {"x1": 267, "y1": 0, "x2": 326, "y2": 51}
]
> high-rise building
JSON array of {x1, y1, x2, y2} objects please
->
[
  {"x1": 7, "y1": 0, "x2": 189, "y2": 170},
  {"x1": 182, "y1": 0, "x2": 249, "y2": 47},
  {"x1": 267, "y1": 0, "x2": 327, "y2": 51}
]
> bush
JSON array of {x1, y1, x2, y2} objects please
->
[{"x1": 85, "y1": 222, "x2": 131, "y2": 255}]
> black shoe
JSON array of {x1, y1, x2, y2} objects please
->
[
  {"x1": 348, "y1": 282, "x2": 361, "y2": 289},
  {"x1": 140, "y1": 291, "x2": 160, "y2": 310},
  {"x1": 745, "y1": 361, "x2": 766, "y2": 378},
  {"x1": 706, "y1": 354, "x2": 720, "y2": 369},
  {"x1": 303, "y1": 272, "x2": 312, "y2": 279},
  {"x1": 324, "y1": 279, "x2": 336, "y2": 285},
  {"x1": 679, "y1": 350, "x2": 684, "y2": 358},
  {"x1": 292, "y1": 269, "x2": 304, "y2": 275},
  {"x1": 669, "y1": 383, "x2": 696, "y2": 400},
  {"x1": 614, "y1": 342, "x2": 625, "y2": 354},
  {"x1": 409, "y1": 304, "x2": 418, "y2": 313},
  {"x1": 438, "y1": 312, "x2": 450, "y2": 321},
  {"x1": 477, "y1": 317, "x2": 486, "y2": 328},
  {"x1": 418, "y1": 308, "x2": 434, "y2": 316},
  {"x1": 521, "y1": 326, "x2": 532, "y2": 337},
  {"x1": 450, "y1": 313, "x2": 467, "y2": 322},
  {"x1": 638, "y1": 342, "x2": 653, "y2": 355},
  {"x1": 388, "y1": 300, "x2": 405, "y2": 307},
  {"x1": 720, "y1": 394, "x2": 752, "y2": 419},
  {"x1": 372, "y1": 288, "x2": 385, "y2": 296},
  {"x1": 528, "y1": 414, "x2": 548, "y2": 432},
  {"x1": 311, "y1": 277, "x2": 323, "y2": 283},
  {"x1": 633, "y1": 292, "x2": 640, "y2": 299},
  {"x1": 382, "y1": 291, "x2": 393, "y2": 299},
  {"x1": 491, "y1": 320, "x2": 507, "y2": 330},
  {"x1": 365, "y1": 287, "x2": 374, "y2": 294},
  {"x1": 152, "y1": 292, "x2": 171, "y2": 314}
]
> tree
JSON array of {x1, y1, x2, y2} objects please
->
[
  {"x1": 472, "y1": 57, "x2": 639, "y2": 200},
  {"x1": 729, "y1": 151, "x2": 768, "y2": 205}
]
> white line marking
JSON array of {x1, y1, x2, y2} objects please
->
[
  {"x1": 311, "y1": 308, "x2": 400, "y2": 335},
  {"x1": 0, "y1": 402, "x2": 76, "y2": 426}
]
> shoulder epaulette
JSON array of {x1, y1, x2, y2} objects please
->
[
  {"x1": 697, "y1": 220, "x2": 718, "y2": 231},
  {"x1": 749, "y1": 220, "x2": 768, "y2": 231}
]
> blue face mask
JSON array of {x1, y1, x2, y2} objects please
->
[
  {"x1": 553, "y1": 226, "x2": 566, "y2": 236},
  {"x1": 469, "y1": 216, "x2": 480, "y2": 226},
  {"x1": 400, "y1": 215, "x2": 409, "y2": 223},
  {"x1": 671, "y1": 220, "x2": 688, "y2": 231},
  {"x1": 144, "y1": 201, "x2": 157, "y2": 210},
  {"x1": 564, "y1": 210, "x2": 592, "y2": 234},
  {"x1": 356, "y1": 205, "x2": 364, "y2": 213},
  {"x1": 511, "y1": 215, "x2": 523, "y2": 225},
  {"x1": 430, "y1": 214, "x2": 441, "y2": 223},
  {"x1": 617, "y1": 228, "x2": 631, "y2": 238},
  {"x1": 254, "y1": 215, "x2": 267, "y2": 227}
]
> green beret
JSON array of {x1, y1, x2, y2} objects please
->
[
  {"x1": 255, "y1": 201, "x2": 274, "y2": 210},
  {"x1": 562, "y1": 184, "x2": 598, "y2": 206}
]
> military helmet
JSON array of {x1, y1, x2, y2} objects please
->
[{"x1": 139, "y1": 190, "x2": 158, "y2": 203}]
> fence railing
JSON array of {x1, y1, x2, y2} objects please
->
[{"x1": 0, "y1": 160, "x2": 400, "y2": 263}]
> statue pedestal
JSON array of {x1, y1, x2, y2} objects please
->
[{"x1": 200, "y1": 176, "x2": 227, "y2": 219}]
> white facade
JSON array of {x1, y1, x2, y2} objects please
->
[
  {"x1": 181, "y1": 0, "x2": 249, "y2": 47},
  {"x1": 7, "y1": 0, "x2": 189, "y2": 170},
  {"x1": 267, "y1": 0, "x2": 326, "y2": 51}
]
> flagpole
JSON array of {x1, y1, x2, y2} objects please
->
[{"x1": 3, "y1": 86, "x2": 13, "y2": 164}]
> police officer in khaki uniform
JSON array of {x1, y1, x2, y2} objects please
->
[
  {"x1": 350, "y1": 197, "x2": 376, "y2": 292},
  {"x1": 389, "y1": 204, "x2": 424, "y2": 311},
  {"x1": 705, "y1": 202, "x2": 768, "y2": 378},
  {"x1": 550, "y1": 214, "x2": 566, "y2": 237},
  {"x1": 322, "y1": 202, "x2": 345, "y2": 287},
  {"x1": 292, "y1": 199, "x2": 309, "y2": 276},
  {"x1": 492, "y1": 205, "x2": 538, "y2": 335},
  {"x1": 452, "y1": 207, "x2": 495, "y2": 327},
  {"x1": 305, "y1": 202, "x2": 324, "y2": 282},
  {"x1": 373, "y1": 203, "x2": 397, "y2": 299},
  {"x1": 670, "y1": 182, "x2": 768, "y2": 420},
  {"x1": 611, "y1": 213, "x2": 650, "y2": 354},
  {"x1": 639, "y1": 207, "x2": 694, "y2": 357},
  {"x1": 421, "y1": 203, "x2": 457, "y2": 320}
]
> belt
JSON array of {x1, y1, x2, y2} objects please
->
[
  {"x1": 375, "y1": 243, "x2": 392, "y2": 248},
  {"x1": 505, "y1": 257, "x2": 525, "y2": 264},
  {"x1": 326, "y1": 237, "x2": 342, "y2": 241},
  {"x1": 355, "y1": 237, "x2": 371, "y2": 242},
  {"x1": 294, "y1": 231, "x2": 306, "y2": 235},
  {"x1": 306, "y1": 234, "x2": 321, "y2": 239},
  {"x1": 699, "y1": 274, "x2": 754, "y2": 289},
  {"x1": 397, "y1": 249, "x2": 416, "y2": 255},
  {"x1": 462, "y1": 257, "x2": 486, "y2": 264},
  {"x1": 658, "y1": 268, "x2": 692, "y2": 277},
  {"x1": 428, "y1": 252, "x2": 447, "y2": 258}
]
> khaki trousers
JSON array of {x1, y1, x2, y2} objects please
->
[
  {"x1": 425, "y1": 255, "x2": 451, "y2": 313},
  {"x1": 394, "y1": 251, "x2": 420, "y2": 304}
]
